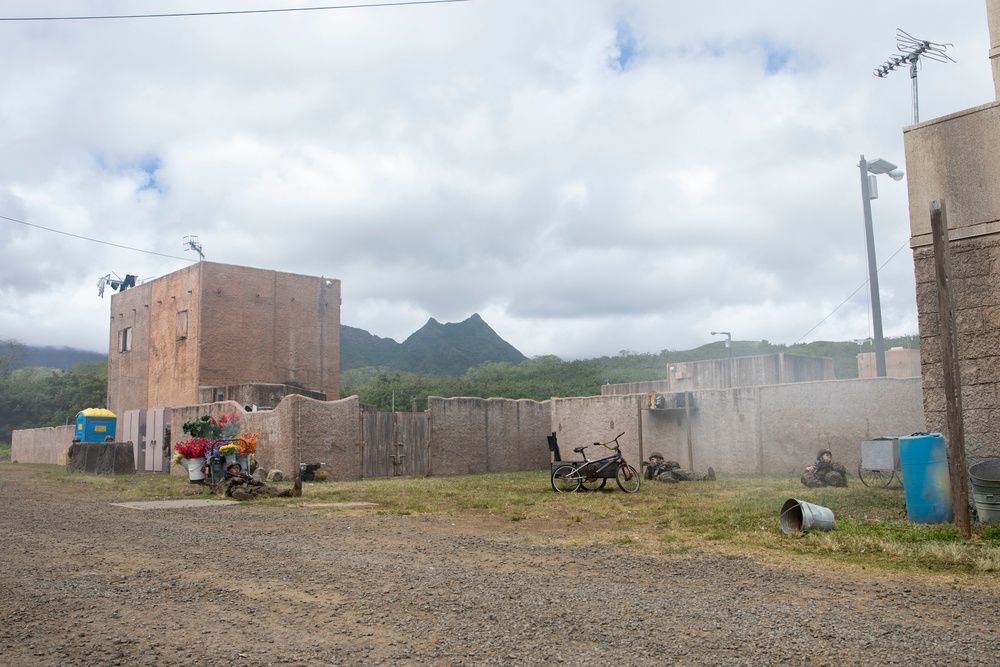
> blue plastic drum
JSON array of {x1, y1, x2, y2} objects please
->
[{"x1": 898, "y1": 433, "x2": 953, "y2": 524}]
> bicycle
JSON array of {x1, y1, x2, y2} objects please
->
[{"x1": 550, "y1": 432, "x2": 640, "y2": 493}]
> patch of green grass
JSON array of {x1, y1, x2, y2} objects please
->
[
  {"x1": 0, "y1": 443, "x2": 11, "y2": 462},
  {"x1": 11, "y1": 463, "x2": 1000, "y2": 578}
]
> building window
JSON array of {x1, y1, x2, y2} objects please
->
[
  {"x1": 118, "y1": 327, "x2": 133, "y2": 353},
  {"x1": 176, "y1": 310, "x2": 188, "y2": 340}
]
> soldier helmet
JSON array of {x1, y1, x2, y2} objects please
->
[
  {"x1": 817, "y1": 449, "x2": 832, "y2": 459},
  {"x1": 227, "y1": 461, "x2": 242, "y2": 472},
  {"x1": 649, "y1": 452, "x2": 665, "y2": 460}
]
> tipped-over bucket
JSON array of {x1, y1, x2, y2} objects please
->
[{"x1": 780, "y1": 498, "x2": 835, "y2": 534}]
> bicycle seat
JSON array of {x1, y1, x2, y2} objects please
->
[{"x1": 573, "y1": 446, "x2": 587, "y2": 454}]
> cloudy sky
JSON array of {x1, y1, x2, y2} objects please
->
[{"x1": 0, "y1": 0, "x2": 995, "y2": 360}]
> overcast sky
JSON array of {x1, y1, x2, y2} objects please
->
[{"x1": 0, "y1": 0, "x2": 995, "y2": 360}]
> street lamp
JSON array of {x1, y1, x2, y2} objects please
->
[
  {"x1": 858, "y1": 155, "x2": 904, "y2": 378},
  {"x1": 711, "y1": 331, "x2": 732, "y2": 358}
]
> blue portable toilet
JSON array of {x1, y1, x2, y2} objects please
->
[{"x1": 74, "y1": 408, "x2": 117, "y2": 443}]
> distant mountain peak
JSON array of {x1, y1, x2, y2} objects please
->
[{"x1": 343, "y1": 314, "x2": 526, "y2": 376}]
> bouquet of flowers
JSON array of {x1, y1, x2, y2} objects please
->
[
  {"x1": 237, "y1": 431, "x2": 258, "y2": 456},
  {"x1": 218, "y1": 443, "x2": 240, "y2": 457},
  {"x1": 173, "y1": 436, "x2": 211, "y2": 460},
  {"x1": 175, "y1": 412, "x2": 245, "y2": 461}
]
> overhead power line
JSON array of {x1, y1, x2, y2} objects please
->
[
  {"x1": 0, "y1": 0, "x2": 471, "y2": 22},
  {"x1": 0, "y1": 213, "x2": 195, "y2": 262},
  {"x1": 793, "y1": 237, "x2": 912, "y2": 344}
]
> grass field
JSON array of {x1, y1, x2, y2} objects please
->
[{"x1": 11, "y1": 463, "x2": 1000, "y2": 578}]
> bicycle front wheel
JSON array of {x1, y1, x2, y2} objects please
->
[
  {"x1": 552, "y1": 464, "x2": 581, "y2": 493},
  {"x1": 616, "y1": 464, "x2": 641, "y2": 493}
]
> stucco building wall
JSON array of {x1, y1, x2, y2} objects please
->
[
  {"x1": 640, "y1": 378, "x2": 924, "y2": 474},
  {"x1": 549, "y1": 395, "x2": 644, "y2": 468},
  {"x1": 857, "y1": 348, "x2": 921, "y2": 379},
  {"x1": 601, "y1": 354, "x2": 835, "y2": 397},
  {"x1": 166, "y1": 395, "x2": 362, "y2": 481},
  {"x1": 427, "y1": 397, "x2": 551, "y2": 476},
  {"x1": 903, "y1": 0, "x2": 1000, "y2": 460},
  {"x1": 11, "y1": 425, "x2": 76, "y2": 465}
]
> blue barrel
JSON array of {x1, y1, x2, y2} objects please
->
[{"x1": 898, "y1": 433, "x2": 953, "y2": 524}]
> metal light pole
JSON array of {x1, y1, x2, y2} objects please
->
[
  {"x1": 710, "y1": 331, "x2": 732, "y2": 358},
  {"x1": 858, "y1": 156, "x2": 904, "y2": 377}
]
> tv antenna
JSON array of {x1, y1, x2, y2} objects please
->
[
  {"x1": 873, "y1": 29, "x2": 955, "y2": 124},
  {"x1": 183, "y1": 235, "x2": 204, "y2": 261}
]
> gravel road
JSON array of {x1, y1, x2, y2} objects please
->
[{"x1": 1, "y1": 466, "x2": 997, "y2": 666}]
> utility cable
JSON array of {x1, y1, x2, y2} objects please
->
[
  {"x1": 0, "y1": 213, "x2": 195, "y2": 262},
  {"x1": 0, "y1": 0, "x2": 471, "y2": 22},
  {"x1": 794, "y1": 237, "x2": 912, "y2": 345}
]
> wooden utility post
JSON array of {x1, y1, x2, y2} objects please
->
[{"x1": 929, "y1": 199, "x2": 971, "y2": 538}]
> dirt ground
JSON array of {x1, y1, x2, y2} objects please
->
[{"x1": 1, "y1": 465, "x2": 998, "y2": 666}]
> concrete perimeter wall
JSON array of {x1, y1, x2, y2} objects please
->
[
  {"x1": 428, "y1": 397, "x2": 551, "y2": 475},
  {"x1": 550, "y1": 395, "x2": 644, "y2": 468},
  {"x1": 13, "y1": 378, "x2": 922, "y2": 478},
  {"x1": 11, "y1": 425, "x2": 76, "y2": 465},
  {"x1": 167, "y1": 394, "x2": 362, "y2": 480},
  {"x1": 641, "y1": 378, "x2": 924, "y2": 475}
]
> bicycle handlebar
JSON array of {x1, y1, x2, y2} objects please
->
[{"x1": 595, "y1": 432, "x2": 626, "y2": 449}]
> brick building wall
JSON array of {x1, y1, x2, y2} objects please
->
[{"x1": 107, "y1": 262, "x2": 340, "y2": 419}]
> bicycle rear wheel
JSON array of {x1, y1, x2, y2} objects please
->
[
  {"x1": 551, "y1": 464, "x2": 581, "y2": 493},
  {"x1": 616, "y1": 464, "x2": 640, "y2": 493}
]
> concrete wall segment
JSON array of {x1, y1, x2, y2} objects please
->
[
  {"x1": 904, "y1": 101, "x2": 1000, "y2": 246},
  {"x1": 550, "y1": 395, "x2": 643, "y2": 467},
  {"x1": 11, "y1": 425, "x2": 76, "y2": 465}
]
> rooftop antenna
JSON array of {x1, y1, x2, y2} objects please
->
[
  {"x1": 873, "y1": 28, "x2": 955, "y2": 124},
  {"x1": 183, "y1": 235, "x2": 204, "y2": 261}
]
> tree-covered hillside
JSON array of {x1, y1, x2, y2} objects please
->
[
  {"x1": 1, "y1": 341, "x2": 107, "y2": 444},
  {"x1": 341, "y1": 336, "x2": 920, "y2": 412}
]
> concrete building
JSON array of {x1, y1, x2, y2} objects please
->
[
  {"x1": 602, "y1": 353, "x2": 835, "y2": 396},
  {"x1": 857, "y1": 347, "x2": 921, "y2": 379},
  {"x1": 106, "y1": 262, "x2": 341, "y2": 418},
  {"x1": 905, "y1": 0, "x2": 1000, "y2": 459}
]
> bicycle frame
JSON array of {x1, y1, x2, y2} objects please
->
[
  {"x1": 550, "y1": 432, "x2": 640, "y2": 493},
  {"x1": 569, "y1": 451, "x2": 620, "y2": 480}
]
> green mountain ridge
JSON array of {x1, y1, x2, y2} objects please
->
[{"x1": 342, "y1": 313, "x2": 529, "y2": 376}]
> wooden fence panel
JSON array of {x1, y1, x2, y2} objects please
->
[{"x1": 362, "y1": 411, "x2": 428, "y2": 478}]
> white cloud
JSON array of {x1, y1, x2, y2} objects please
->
[{"x1": 0, "y1": 0, "x2": 994, "y2": 359}]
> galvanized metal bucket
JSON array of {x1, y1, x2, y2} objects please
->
[{"x1": 779, "y1": 498, "x2": 835, "y2": 535}]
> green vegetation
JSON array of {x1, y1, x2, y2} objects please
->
[
  {"x1": 0, "y1": 334, "x2": 920, "y2": 432},
  {"x1": 343, "y1": 335, "x2": 920, "y2": 411},
  {"x1": 21, "y1": 463, "x2": 998, "y2": 578},
  {"x1": 0, "y1": 340, "x2": 108, "y2": 444}
]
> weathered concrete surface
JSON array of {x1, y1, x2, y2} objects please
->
[
  {"x1": 10, "y1": 424, "x2": 75, "y2": 465},
  {"x1": 428, "y1": 396, "x2": 551, "y2": 475}
]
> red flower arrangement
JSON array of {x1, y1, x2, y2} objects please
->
[{"x1": 174, "y1": 437, "x2": 211, "y2": 460}]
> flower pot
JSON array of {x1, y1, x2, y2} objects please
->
[
  {"x1": 225, "y1": 454, "x2": 237, "y2": 465},
  {"x1": 186, "y1": 457, "x2": 207, "y2": 481}
]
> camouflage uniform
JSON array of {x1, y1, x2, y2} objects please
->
[
  {"x1": 219, "y1": 464, "x2": 301, "y2": 500},
  {"x1": 644, "y1": 453, "x2": 716, "y2": 483},
  {"x1": 801, "y1": 449, "x2": 848, "y2": 488}
]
